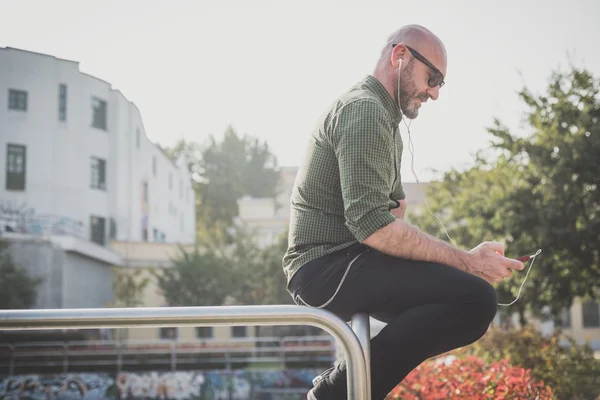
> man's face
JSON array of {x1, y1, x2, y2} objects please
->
[
  {"x1": 395, "y1": 46, "x2": 447, "y2": 119},
  {"x1": 397, "y1": 58, "x2": 429, "y2": 119}
]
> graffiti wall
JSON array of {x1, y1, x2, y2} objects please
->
[
  {"x1": 0, "y1": 369, "x2": 321, "y2": 400},
  {"x1": 0, "y1": 373, "x2": 116, "y2": 400}
]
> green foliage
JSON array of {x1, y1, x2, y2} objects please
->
[
  {"x1": 154, "y1": 245, "x2": 236, "y2": 307},
  {"x1": 108, "y1": 267, "x2": 153, "y2": 308},
  {"x1": 230, "y1": 226, "x2": 294, "y2": 306},
  {"x1": 166, "y1": 126, "x2": 281, "y2": 242},
  {"x1": 461, "y1": 326, "x2": 600, "y2": 400},
  {"x1": 0, "y1": 239, "x2": 43, "y2": 309},
  {"x1": 411, "y1": 64, "x2": 600, "y2": 321},
  {"x1": 159, "y1": 124, "x2": 289, "y2": 308},
  {"x1": 156, "y1": 227, "x2": 293, "y2": 307}
]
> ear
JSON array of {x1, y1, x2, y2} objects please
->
[{"x1": 391, "y1": 43, "x2": 407, "y2": 69}]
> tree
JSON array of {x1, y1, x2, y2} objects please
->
[
  {"x1": 155, "y1": 245, "x2": 236, "y2": 307},
  {"x1": 166, "y1": 126, "x2": 281, "y2": 243},
  {"x1": 0, "y1": 239, "x2": 43, "y2": 309},
  {"x1": 155, "y1": 227, "x2": 293, "y2": 308},
  {"x1": 228, "y1": 226, "x2": 294, "y2": 306},
  {"x1": 108, "y1": 267, "x2": 152, "y2": 308},
  {"x1": 410, "y1": 64, "x2": 600, "y2": 323}
]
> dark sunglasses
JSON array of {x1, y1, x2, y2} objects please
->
[{"x1": 392, "y1": 44, "x2": 445, "y2": 88}]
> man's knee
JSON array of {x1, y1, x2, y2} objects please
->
[{"x1": 469, "y1": 277, "x2": 498, "y2": 328}]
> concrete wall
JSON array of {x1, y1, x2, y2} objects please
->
[
  {"x1": 8, "y1": 239, "x2": 63, "y2": 309},
  {"x1": 62, "y1": 252, "x2": 114, "y2": 308},
  {"x1": 7, "y1": 237, "x2": 114, "y2": 309}
]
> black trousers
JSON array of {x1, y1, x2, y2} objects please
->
[{"x1": 289, "y1": 242, "x2": 498, "y2": 400}]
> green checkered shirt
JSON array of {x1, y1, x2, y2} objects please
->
[{"x1": 283, "y1": 74, "x2": 406, "y2": 286}]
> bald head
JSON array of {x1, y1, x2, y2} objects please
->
[
  {"x1": 380, "y1": 24, "x2": 447, "y2": 72},
  {"x1": 373, "y1": 25, "x2": 448, "y2": 119}
]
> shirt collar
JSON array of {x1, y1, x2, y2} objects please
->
[{"x1": 362, "y1": 74, "x2": 402, "y2": 124}]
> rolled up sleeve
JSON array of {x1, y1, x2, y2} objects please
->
[{"x1": 330, "y1": 98, "x2": 397, "y2": 243}]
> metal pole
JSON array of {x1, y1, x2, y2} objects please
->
[
  {"x1": 351, "y1": 313, "x2": 371, "y2": 398},
  {"x1": 0, "y1": 305, "x2": 369, "y2": 400}
]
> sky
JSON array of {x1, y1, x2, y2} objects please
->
[{"x1": 2, "y1": 0, "x2": 599, "y2": 183}]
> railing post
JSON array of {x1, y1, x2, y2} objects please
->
[
  {"x1": 9, "y1": 343, "x2": 15, "y2": 375},
  {"x1": 63, "y1": 341, "x2": 69, "y2": 373},
  {"x1": 117, "y1": 339, "x2": 122, "y2": 374},
  {"x1": 170, "y1": 340, "x2": 176, "y2": 372}
]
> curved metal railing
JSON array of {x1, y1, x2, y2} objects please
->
[{"x1": 0, "y1": 305, "x2": 369, "y2": 399}]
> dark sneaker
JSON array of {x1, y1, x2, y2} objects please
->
[
  {"x1": 312, "y1": 366, "x2": 335, "y2": 386},
  {"x1": 307, "y1": 367, "x2": 340, "y2": 400}
]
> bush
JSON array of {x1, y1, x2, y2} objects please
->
[
  {"x1": 387, "y1": 354, "x2": 555, "y2": 399},
  {"x1": 463, "y1": 326, "x2": 600, "y2": 400}
]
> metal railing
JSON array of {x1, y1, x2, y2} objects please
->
[
  {"x1": 0, "y1": 305, "x2": 369, "y2": 399},
  {"x1": 0, "y1": 335, "x2": 336, "y2": 373}
]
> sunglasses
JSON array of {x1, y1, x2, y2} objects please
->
[{"x1": 392, "y1": 44, "x2": 445, "y2": 88}]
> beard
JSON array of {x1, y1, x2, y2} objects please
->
[{"x1": 396, "y1": 58, "x2": 428, "y2": 119}]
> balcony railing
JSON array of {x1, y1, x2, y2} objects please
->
[{"x1": 0, "y1": 335, "x2": 336, "y2": 374}]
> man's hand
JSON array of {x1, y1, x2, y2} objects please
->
[
  {"x1": 391, "y1": 199, "x2": 407, "y2": 220},
  {"x1": 468, "y1": 241, "x2": 525, "y2": 284}
]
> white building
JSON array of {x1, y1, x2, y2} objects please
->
[{"x1": 0, "y1": 47, "x2": 196, "y2": 246}]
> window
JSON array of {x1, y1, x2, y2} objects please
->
[
  {"x1": 179, "y1": 179, "x2": 183, "y2": 199},
  {"x1": 142, "y1": 181, "x2": 148, "y2": 202},
  {"x1": 152, "y1": 156, "x2": 157, "y2": 177},
  {"x1": 136, "y1": 128, "x2": 140, "y2": 148},
  {"x1": 91, "y1": 97, "x2": 107, "y2": 130},
  {"x1": 180, "y1": 213, "x2": 184, "y2": 232},
  {"x1": 554, "y1": 307, "x2": 571, "y2": 328},
  {"x1": 582, "y1": 300, "x2": 600, "y2": 328},
  {"x1": 58, "y1": 84, "x2": 67, "y2": 121},
  {"x1": 169, "y1": 172, "x2": 173, "y2": 190},
  {"x1": 196, "y1": 327, "x2": 213, "y2": 339},
  {"x1": 109, "y1": 218, "x2": 117, "y2": 240},
  {"x1": 160, "y1": 327, "x2": 178, "y2": 340},
  {"x1": 91, "y1": 157, "x2": 106, "y2": 190},
  {"x1": 6, "y1": 144, "x2": 26, "y2": 191},
  {"x1": 231, "y1": 326, "x2": 247, "y2": 338},
  {"x1": 90, "y1": 216, "x2": 106, "y2": 245},
  {"x1": 8, "y1": 89, "x2": 27, "y2": 111}
]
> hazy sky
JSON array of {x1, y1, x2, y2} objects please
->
[{"x1": 2, "y1": 0, "x2": 599, "y2": 183}]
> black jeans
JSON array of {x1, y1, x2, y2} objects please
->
[{"x1": 289, "y1": 242, "x2": 498, "y2": 400}]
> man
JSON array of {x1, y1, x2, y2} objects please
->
[{"x1": 282, "y1": 24, "x2": 525, "y2": 400}]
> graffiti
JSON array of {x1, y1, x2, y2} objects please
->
[
  {"x1": 116, "y1": 372, "x2": 205, "y2": 399},
  {"x1": 0, "y1": 201, "x2": 35, "y2": 220},
  {"x1": 0, "y1": 369, "x2": 322, "y2": 400},
  {"x1": 0, "y1": 200, "x2": 87, "y2": 238},
  {"x1": 0, "y1": 373, "x2": 116, "y2": 400},
  {"x1": 0, "y1": 201, "x2": 35, "y2": 232}
]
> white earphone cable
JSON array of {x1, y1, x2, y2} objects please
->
[{"x1": 396, "y1": 62, "x2": 540, "y2": 307}]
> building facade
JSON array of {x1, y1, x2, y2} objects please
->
[{"x1": 0, "y1": 47, "x2": 196, "y2": 247}]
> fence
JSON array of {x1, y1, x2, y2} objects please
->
[
  {"x1": 0, "y1": 335, "x2": 336, "y2": 373},
  {"x1": 0, "y1": 305, "x2": 370, "y2": 399}
]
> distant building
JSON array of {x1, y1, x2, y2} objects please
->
[
  {"x1": 0, "y1": 47, "x2": 195, "y2": 312},
  {"x1": 0, "y1": 46, "x2": 196, "y2": 246}
]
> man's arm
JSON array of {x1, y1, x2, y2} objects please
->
[
  {"x1": 329, "y1": 98, "x2": 475, "y2": 275},
  {"x1": 362, "y1": 218, "x2": 476, "y2": 274}
]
